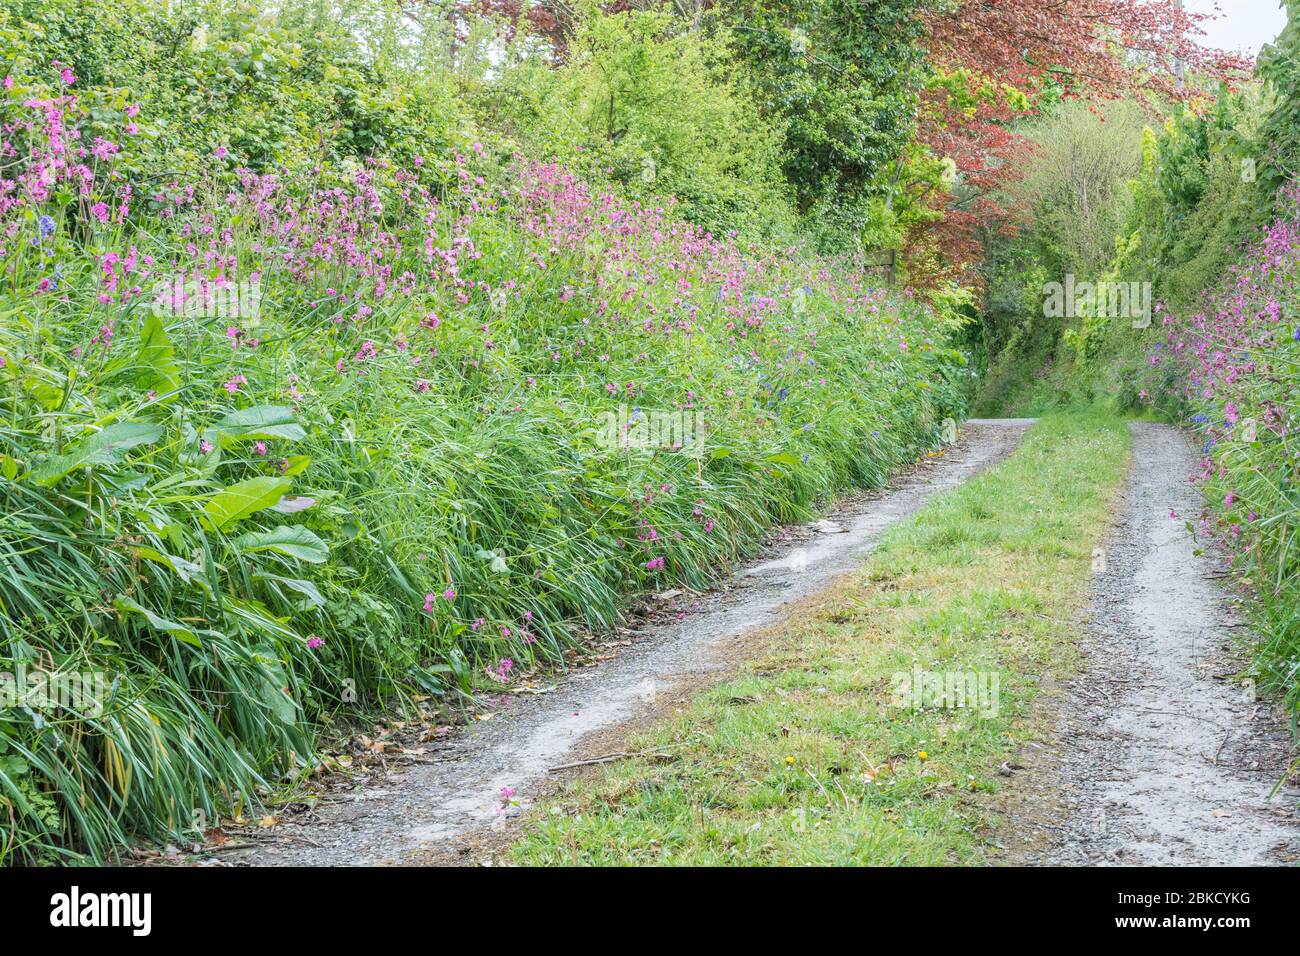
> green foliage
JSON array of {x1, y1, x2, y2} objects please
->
[
  {"x1": 0, "y1": 0, "x2": 470, "y2": 179},
  {"x1": 0, "y1": 0, "x2": 939, "y2": 250},
  {"x1": 975, "y1": 85, "x2": 1278, "y2": 415},
  {"x1": 482, "y1": 6, "x2": 796, "y2": 241},
  {"x1": 974, "y1": 99, "x2": 1145, "y2": 412},
  {"x1": 1004, "y1": 99, "x2": 1146, "y2": 279},
  {"x1": 726, "y1": 0, "x2": 929, "y2": 209},
  {"x1": 1258, "y1": 0, "x2": 1300, "y2": 191},
  {"x1": 1120, "y1": 92, "x2": 1271, "y2": 309}
]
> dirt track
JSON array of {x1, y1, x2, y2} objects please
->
[{"x1": 1008, "y1": 422, "x2": 1299, "y2": 865}]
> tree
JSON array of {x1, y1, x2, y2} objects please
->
[
  {"x1": 1006, "y1": 98, "x2": 1147, "y2": 278},
  {"x1": 723, "y1": 0, "x2": 932, "y2": 221}
]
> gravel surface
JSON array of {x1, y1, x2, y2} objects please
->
[
  {"x1": 1018, "y1": 422, "x2": 1299, "y2": 866},
  {"x1": 230, "y1": 421, "x2": 1030, "y2": 866}
]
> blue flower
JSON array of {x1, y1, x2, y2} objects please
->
[
  {"x1": 1191, "y1": 414, "x2": 1208, "y2": 424},
  {"x1": 1293, "y1": 327, "x2": 1300, "y2": 342},
  {"x1": 38, "y1": 215, "x2": 55, "y2": 238}
]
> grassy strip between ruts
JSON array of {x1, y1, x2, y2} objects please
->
[{"x1": 509, "y1": 412, "x2": 1132, "y2": 865}]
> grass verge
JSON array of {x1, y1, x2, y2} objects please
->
[{"x1": 510, "y1": 412, "x2": 1131, "y2": 864}]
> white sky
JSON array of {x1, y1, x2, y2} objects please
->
[{"x1": 1185, "y1": 0, "x2": 1289, "y2": 57}]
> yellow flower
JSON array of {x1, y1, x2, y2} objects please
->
[
  {"x1": 918, "y1": 750, "x2": 929, "y2": 761},
  {"x1": 785, "y1": 755, "x2": 795, "y2": 766}
]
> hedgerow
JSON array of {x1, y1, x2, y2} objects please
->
[{"x1": 0, "y1": 68, "x2": 968, "y2": 861}]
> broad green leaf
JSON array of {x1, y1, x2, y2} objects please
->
[
  {"x1": 235, "y1": 525, "x2": 328, "y2": 563},
  {"x1": 131, "y1": 546, "x2": 205, "y2": 590},
  {"x1": 114, "y1": 595, "x2": 217, "y2": 647},
  {"x1": 136, "y1": 314, "x2": 180, "y2": 395},
  {"x1": 203, "y1": 405, "x2": 305, "y2": 448},
  {"x1": 260, "y1": 674, "x2": 299, "y2": 724},
  {"x1": 248, "y1": 645, "x2": 299, "y2": 726},
  {"x1": 279, "y1": 455, "x2": 311, "y2": 477},
  {"x1": 253, "y1": 572, "x2": 325, "y2": 608},
  {"x1": 222, "y1": 596, "x2": 297, "y2": 639},
  {"x1": 476, "y1": 548, "x2": 509, "y2": 574},
  {"x1": 203, "y1": 476, "x2": 291, "y2": 530},
  {"x1": 32, "y1": 422, "x2": 165, "y2": 486},
  {"x1": 26, "y1": 378, "x2": 64, "y2": 411}
]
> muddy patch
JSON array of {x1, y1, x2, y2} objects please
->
[
  {"x1": 228, "y1": 421, "x2": 1030, "y2": 866},
  {"x1": 1005, "y1": 422, "x2": 1299, "y2": 866}
]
